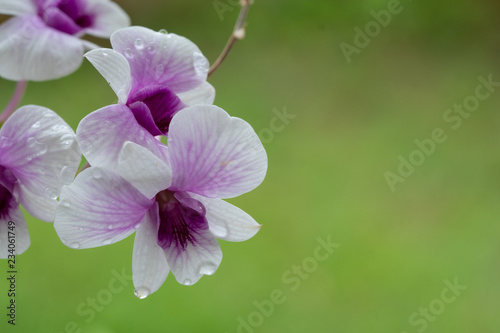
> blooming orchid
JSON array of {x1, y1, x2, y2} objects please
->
[
  {"x1": 54, "y1": 105, "x2": 267, "y2": 296},
  {"x1": 0, "y1": 105, "x2": 81, "y2": 258},
  {"x1": 84, "y1": 26, "x2": 215, "y2": 136},
  {"x1": 0, "y1": 0, "x2": 130, "y2": 81}
]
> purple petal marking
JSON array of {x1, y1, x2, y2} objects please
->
[
  {"x1": 128, "y1": 85, "x2": 186, "y2": 135},
  {"x1": 156, "y1": 190, "x2": 208, "y2": 251}
]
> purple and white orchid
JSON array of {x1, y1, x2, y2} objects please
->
[
  {"x1": 0, "y1": 105, "x2": 81, "y2": 258},
  {"x1": 0, "y1": 0, "x2": 130, "y2": 81},
  {"x1": 54, "y1": 105, "x2": 267, "y2": 297},
  {"x1": 84, "y1": 26, "x2": 215, "y2": 136}
]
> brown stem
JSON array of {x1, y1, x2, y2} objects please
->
[{"x1": 208, "y1": 0, "x2": 253, "y2": 77}]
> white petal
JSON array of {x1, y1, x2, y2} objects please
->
[
  {"x1": 0, "y1": 204, "x2": 30, "y2": 258},
  {"x1": 177, "y1": 82, "x2": 216, "y2": 106},
  {"x1": 118, "y1": 141, "x2": 172, "y2": 199},
  {"x1": 133, "y1": 203, "x2": 170, "y2": 298},
  {"x1": 83, "y1": 0, "x2": 130, "y2": 38},
  {"x1": 0, "y1": 16, "x2": 85, "y2": 81},
  {"x1": 191, "y1": 194, "x2": 261, "y2": 242},
  {"x1": 169, "y1": 105, "x2": 268, "y2": 198},
  {"x1": 54, "y1": 167, "x2": 154, "y2": 249},
  {"x1": 76, "y1": 104, "x2": 169, "y2": 171},
  {"x1": 0, "y1": 105, "x2": 81, "y2": 216},
  {"x1": 0, "y1": 0, "x2": 35, "y2": 16},
  {"x1": 163, "y1": 226, "x2": 222, "y2": 286},
  {"x1": 18, "y1": 184, "x2": 56, "y2": 222},
  {"x1": 85, "y1": 48, "x2": 131, "y2": 103},
  {"x1": 111, "y1": 26, "x2": 209, "y2": 94}
]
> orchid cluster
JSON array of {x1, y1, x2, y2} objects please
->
[{"x1": 0, "y1": 0, "x2": 266, "y2": 297}]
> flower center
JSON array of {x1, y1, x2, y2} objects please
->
[
  {"x1": 0, "y1": 166, "x2": 15, "y2": 219},
  {"x1": 38, "y1": 0, "x2": 94, "y2": 35},
  {"x1": 155, "y1": 190, "x2": 207, "y2": 251},
  {"x1": 127, "y1": 85, "x2": 186, "y2": 136}
]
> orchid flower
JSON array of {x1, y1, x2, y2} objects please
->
[
  {"x1": 84, "y1": 26, "x2": 215, "y2": 136},
  {"x1": 54, "y1": 105, "x2": 267, "y2": 297},
  {"x1": 0, "y1": 0, "x2": 130, "y2": 81},
  {"x1": 0, "y1": 105, "x2": 81, "y2": 258}
]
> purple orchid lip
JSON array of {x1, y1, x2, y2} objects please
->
[
  {"x1": 0, "y1": 165, "x2": 16, "y2": 219},
  {"x1": 38, "y1": 0, "x2": 94, "y2": 35},
  {"x1": 156, "y1": 190, "x2": 208, "y2": 251},
  {"x1": 127, "y1": 85, "x2": 186, "y2": 136}
]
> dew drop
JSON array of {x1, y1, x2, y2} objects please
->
[
  {"x1": 91, "y1": 168, "x2": 103, "y2": 179},
  {"x1": 107, "y1": 224, "x2": 114, "y2": 230},
  {"x1": 31, "y1": 121, "x2": 41, "y2": 129},
  {"x1": 60, "y1": 134, "x2": 75, "y2": 146},
  {"x1": 102, "y1": 50, "x2": 109, "y2": 56},
  {"x1": 159, "y1": 28, "x2": 167, "y2": 34},
  {"x1": 147, "y1": 44, "x2": 156, "y2": 54},
  {"x1": 135, "y1": 38, "x2": 144, "y2": 50},
  {"x1": 102, "y1": 238, "x2": 113, "y2": 245},
  {"x1": 198, "y1": 262, "x2": 217, "y2": 275},
  {"x1": 193, "y1": 52, "x2": 209, "y2": 74},
  {"x1": 70, "y1": 242, "x2": 80, "y2": 249},
  {"x1": 45, "y1": 187, "x2": 58, "y2": 200},
  {"x1": 78, "y1": 227, "x2": 84, "y2": 231},
  {"x1": 183, "y1": 279, "x2": 192, "y2": 286},
  {"x1": 61, "y1": 200, "x2": 70, "y2": 208},
  {"x1": 124, "y1": 48, "x2": 134, "y2": 58},
  {"x1": 134, "y1": 223, "x2": 141, "y2": 229},
  {"x1": 155, "y1": 64, "x2": 164, "y2": 78},
  {"x1": 215, "y1": 222, "x2": 229, "y2": 238},
  {"x1": 134, "y1": 287, "x2": 150, "y2": 299}
]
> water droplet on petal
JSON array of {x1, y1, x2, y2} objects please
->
[
  {"x1": 215, "y1": 222, "x2": 229, "y2": 238},
  {"x1": 155, "y1": 64, "x2": 164, "y2": 78},
  {"x1": 78, "y1": 227, "x2": 84, "y2": 231},
  {"x1": 45, "y1": 187, "x2": 58, "y2": 200},
  {"x1": 135, "y1": 38, "x2": 144, "y2": 50},
  {"x1": 147, "y1": 44, "x2": 156, "y2": 54},
  {"x1": 102, "y1": 238, "x2": 113, "y2": 245},
  {"x1": 183, "y1": 279, "x2": 192, "y2": 286},
  {"x1": 159, "y1": 29, "x2": 167, "y2": 34},
  {"x1": 70, "y1": 242, "x2": 80, "y2": 249},
  {"x1": 61, "y1": 200, "x2": 70, "y2": 208},
  {"x1": 31, "y1": 121, "x2": 41, "y2": 129},
  {"x1": 198, "y1": 262, "x2": 217, "y2": 275},
  {"x1": 59, "y1": 134, "x2": 75, "y2": 146},
  {"x1": 134, "y1": 287, "x2": 150, "y2": 299},
  {"x1": 124, "y1": 48, "x2": 134, "y2": 58},
  {"x1": 193, "y1": 52, "x2": 209, "y2": 75},
  {"x1": 91, "y1": 168, "x2": 103, "y2": 179},
  {"x1": 134, "y1": 223, "x2": 141, "y2": 229},
  {"x1": 102, "y1": 50, "x2": 109, "y2": 56},
  {"x1": 107, "y1": 224, "x2": 114, "y2": 230}
]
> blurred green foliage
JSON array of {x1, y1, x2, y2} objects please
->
[{"x1": 1, "y1": 0, "x2": 500, "y2": 332}]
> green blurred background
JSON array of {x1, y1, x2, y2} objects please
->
[{"x1": 2, "y1": 0, "x2": 500, "y2": 332}]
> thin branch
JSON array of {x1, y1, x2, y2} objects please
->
[
  {"x1": 208, "y1": 0, "x2": 253, "y2": 77},
  {"x1": 0, "y1": 81, "x2": 28, "y2": 124}
]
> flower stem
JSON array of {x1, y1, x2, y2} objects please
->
[
  {"x1": 208, "y1": 0, "x2": 253, "y2": 77},
  {"x1": 0, "y1": 81, "x2": 28, "y2": 124}
]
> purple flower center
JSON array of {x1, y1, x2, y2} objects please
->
[
  {"x1": 127, "y1": 85, "x2": 186, "y2": 136},
  {"x1": 0, "y1": 166, "x2": 15, "y2": 219},
  {"x1": 37, "y1": 0, "x2": 94, "y2": 35},
  {"x1": 156, "y1": 190, "x2": 208, "y2": 251}
]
